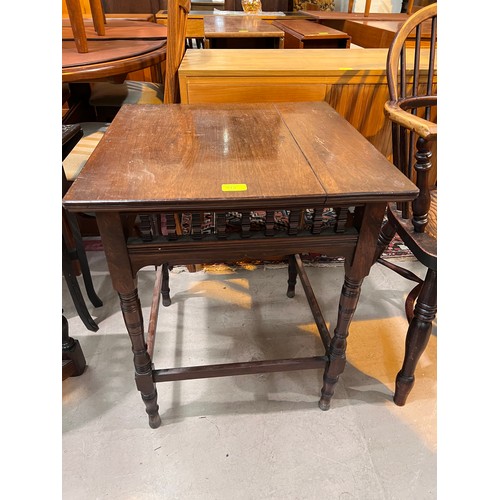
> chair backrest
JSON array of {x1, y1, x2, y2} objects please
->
[
  {"x1": 384, "y1": 2, "x2": 437, "y2": 229},
  {"x1": 163, "y1": 0, "x2": 191, "y2": 104}
]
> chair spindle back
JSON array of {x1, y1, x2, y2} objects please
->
[{"x1": 384, "y1": 3, "x2": 437, "y2": 228}]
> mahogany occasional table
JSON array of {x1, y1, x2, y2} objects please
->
[{"x1": 62, "y1": 101, "x2": 417, "y2": 428}]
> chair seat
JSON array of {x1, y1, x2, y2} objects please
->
[
  {"x1": 63, "y1": 122, "x2": 109, "y2": 181},
  {"x1": 387, "y1": 188, "x2": 437, "y2": 270},
  {"x1": 89, "y1": 80, "x2": 164, "y2": 107}
]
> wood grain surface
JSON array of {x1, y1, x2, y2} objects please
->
[{"x1": 63, "y1": 102, "x2": 417, "y2": 212}]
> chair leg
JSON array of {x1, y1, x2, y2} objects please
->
[
  {"x1": 373, "y1": 218, "x2": 397, "y2": 264},
  {"x1": 66, "y1": 211, "x2": 103, "y2": 308},
  {"x1": 161, "y1": 265, "x2": 172, "y2": 306},
  {"x1": 405, "y1": 282, "x2": 423, "y2": 323},
  {"x1": 62, "y1": 314, "x2": 86, "y2": 379},
  {"x1": 286, "y1": 254, "x2": 298, "y2": 298},
  {"x1": 394, "y1": 268, "x2": 437, "y2": 406},
  {"x1": 63, "y1": 237, "x2": 99, "y2": 332}
]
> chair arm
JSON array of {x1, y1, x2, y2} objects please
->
[{"x1": 384, "y1": 100, "x2": 437, "y2": 141}]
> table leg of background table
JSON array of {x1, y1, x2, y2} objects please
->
[{"x1": 319, "y1": 202, "x2": 386, "y2": 410}]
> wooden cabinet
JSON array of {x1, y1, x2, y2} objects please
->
[
  {"x1": 272, "y1": 19, "x2": 351, "y2": 48},
  {"x1": 178, "y1": 47, "x2": 436, "y2": 160}
]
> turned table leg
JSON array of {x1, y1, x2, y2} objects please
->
[
  {"x1": 119, "y1": 289, "x2": 161, "y2": 428},
  {"x1": 96, "y1": 212, "x2": 161, "y2": 428},
  {"x1": 318, "y1": 202, "x2": 386, "y2": 411},
  {"x1": 319, "y1": 275, "x2": 363, "y2": 410}
]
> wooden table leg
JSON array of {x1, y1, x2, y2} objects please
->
[
  {"x1": 319, "y1": 202, "x2": 386, "y2": 410},
  {"x1": 96, "y1": 212, "x2": 161, "y2": 428}
]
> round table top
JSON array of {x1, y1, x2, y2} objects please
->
[{"x1": 62, "y1": 20, "x2": 167, "y2": 83}]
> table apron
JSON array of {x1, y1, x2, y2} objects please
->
[{"x1": 127, "y1": 233, "x2": 358, "y2": 273}]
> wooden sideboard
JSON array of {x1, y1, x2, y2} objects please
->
[{"x1": 178, "y1": 47, "x2": 437, "y2": 163}]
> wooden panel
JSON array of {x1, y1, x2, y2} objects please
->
[
  {"x1": 181, "y1": 79, "x2": 328, "y2": 103},
  {"x1": 341, "y1": 19, "x2": 396, "y2": 48},
  {"x1": 178, "y1": 48, "x2": 436, "y2": 162},
  {"x1": 101, "y1": 0, "x2": 165, "y2": 13}
]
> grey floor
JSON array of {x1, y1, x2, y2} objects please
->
[{"x1": 62, "y1": 251, "x2": 436, "y2": 499}]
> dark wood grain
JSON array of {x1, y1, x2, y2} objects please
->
[
  {"x1": 64, "y1": 102, "x2": 417, "y2": 212},
  {"x1": 62, "y1": 40, "x2": 166, "y2": 81},
  {"x1": 63, "y1": 100, "x2": 418, "y2": 428},
  {"x1": 272, "y1": 19, "x2": 351, "y2": 48},
  {"x1": 101, "y1": 0, "x2": 166, "y2": 13},
  {"x1": 274, "y1": 102, "x2": 417, "y2": 204}
]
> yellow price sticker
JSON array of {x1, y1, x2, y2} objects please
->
[
  {"x1": 222, "y1": 183, "x2": 248, "y2": 192},
  {"x1": 339, "y1": 67, "x2": 354, "y2": 70},
  {"x1": 317, "y1": 32, "x2": 329, "y2": 35},
  {"x1": 238, "y1": 29, "x2": 249, "y2": 32}
]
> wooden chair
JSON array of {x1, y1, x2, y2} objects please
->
[
  {"x1": 62, "y1": 123, "x2": 102, "y2": 380},
  {"x1": 63, "y1": 124, "x2": 103, "y2": 332},
  {"x1": 374, "y1": 3, "x2": 437, "y2": 406}
]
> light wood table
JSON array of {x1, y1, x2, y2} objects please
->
[
  {"x1": 203, "y1": 15, "x2": 285, "y2": 48},
  {"x1": 155, "y1": 10, "x2": 315, "y2": 46},
  {"x1": 62, "y1": 101, "x2": 417, "y2": 428}
]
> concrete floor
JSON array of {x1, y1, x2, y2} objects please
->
[{"x1": 62, "y1": 251, "x2": 436, "y2": 499}]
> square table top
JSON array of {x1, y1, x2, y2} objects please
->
[
  {"x1": 272, "y1": 19, "x2": 351, "y2": 40},
  {"x1": 203, "y1": 15, "x2": 285, "y2": 38},
  {"x1": 63, "y1": 101, "x2": 417, "y2": 212}
]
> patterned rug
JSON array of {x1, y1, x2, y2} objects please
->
[{"x1": 83, "y1": 209, "x2": 414, "y2": 266}]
